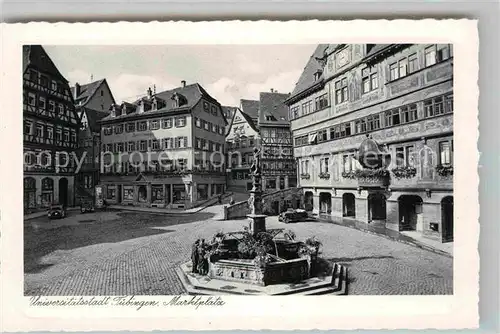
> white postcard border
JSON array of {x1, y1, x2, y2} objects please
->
[{"x1": 0, "y1": 20, "x2": 479, "y2": 331}]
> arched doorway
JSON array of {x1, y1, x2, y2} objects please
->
[
  {"x1": 41, "y1": 177, "x2": 54, "y2": 207},
  {"x1": 138, "y1": 185, "x2": 147, "y2": 203},
  {"x1": 319, "y1": 192, "x2": 332, "y2": 214},
  {"x1": 343, "y1": 193, "x2": 356, "y2": 217},
  {"x1": 368, "y1": 193, "x2": 387, "y2": 222},
  {"x1": 24, "y1": 177, "x2": 37, "y2": 210},
  {"x1": 398, "y1": 195, "x2": 423, "y2": 231},
  {"x1": 441, "y1": 196, "x2": 454, "y2": 242},
  {"x1": 304, "y1": 191, "x2": 314, "y2": 212},
  {"x1": 58, "y1": 178, "x2": 68, "y2": 207}
]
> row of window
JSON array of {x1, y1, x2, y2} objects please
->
[
  {"x1": 103, "y1": 116, "x2": 187, "y2": 135},
  {"x1": 25, "y1": 92, "x2": 73, "y2": 117},
  {"x1": 294, "y1": 93, "x2": 453, "y2": 147},
  {"x1": 24, "y1": 151, "x2": 74, "y2": 166},
  {"x1": 194, "y1": 137, "x2": 224, "y2": 152},
  {"x1": 103, "y1": 136, "x2": 189, "y2": 153},
  {"x1": 229, "y1": 152, "x2": 254, "y2": 166},
  {"x1": 79, "y1": 138, "x2": 98, "y2": 148},
  {"x1": 290, "y1": 44, "x2": 453, "y2": 120},
  {"x1": 260, "y1": 128, "x2": 291, "y2": 139},
  {"x1": 26, "y1": 69, "x2": 66, "y2": 94},
  {"x1": 226, "y1": 136, "x2": 256, "y2": 149},
  {"x1": 299, "y1": 140, "x2": 453, "y2": 175},
  {"x1": 193, "y1": 159, "x2": 224, "y2": 171},
  {"x1": 104, "y1": 159, "x2": 189, "y2": 173},
  {"x1": 194, "y1": 117, "x2": 225, "y2": 135},
  {"x1": 203, "y1": 101, "x2": 220, "y2": 116},
  {"x1": 24, "y1": 121, "x2": 77, "y2": 142}
]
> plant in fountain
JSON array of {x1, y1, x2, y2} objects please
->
[{"x1": 188, "y1": 145, "x2": 328, "y2": 287}]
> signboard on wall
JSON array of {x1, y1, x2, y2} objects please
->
[{"x1": 95, "y1": 185, "x2": 104, "y2": 208}]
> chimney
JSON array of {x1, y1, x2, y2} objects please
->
[
  {"x1": 74, "y1": 83, "x2": 80, "y2": 99},
  {"x1": 147, "y1": 87, "x2": 152, "y2": 98},
  {"x1": 181, "y1": 80, "x2": 186, "y2": 87}
]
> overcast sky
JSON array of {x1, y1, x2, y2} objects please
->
[{"x1": 44, "y1": 45, "x2": 316, "y2": 106}]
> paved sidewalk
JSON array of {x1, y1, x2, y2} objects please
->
[{"x1": 318, "y1": 215, "x2": 453, "y2": 257}]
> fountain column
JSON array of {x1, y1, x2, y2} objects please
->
[{"x1": 247, "y1": 147, "x2": 267, "y2": 236}]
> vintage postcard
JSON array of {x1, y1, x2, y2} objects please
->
[{"x1": 0, "y1": 20, "x2": 478, "y2": 330}]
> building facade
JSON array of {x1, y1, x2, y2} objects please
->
[
  {"x1": 23, "y1": 45, "x2": 80, "y2": 210},
  {"x1": 286, "y1": 44, "x2": 453, "y2": 243},
  {"x1": 258, "y1": 91, "x2": 297, "y2": 192},
  {"x1": 75, "y1": 106, "x2": 110, "y2": 203},
  {"x1": 225, "y1": 105, "x2": 261, "y2": 192},
  {"x1": 72, "y1": 79, "x2": 116, "y2": 203},
  {"x1": 99, "y1": 82, "x2": 227, "y2": 209}
]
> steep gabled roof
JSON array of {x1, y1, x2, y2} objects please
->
[
  {"x1": 240, "y1": 99, "x2": 260, "y2": 120},
  {"x1": 239, "y1": 108, "x2": 259, "y2": 133},
  {"x1": 71, "y1": 78, "x2": 116, "y2": 107},
  {"x1": 80, "y1": 107, "x2": 110, "y2": 132},
  {"x1": 258, "y1": 92, "x2": 291, "y2": 126},
  {"x1": 289, "y1": 44, "x2": 329, "y2": 99},
  {"x1": 100, "y1": 83, "x2": 220, "y2": 122},
  {"x1": 23, "y1": 45, "x2": 68, "y2": 82}
]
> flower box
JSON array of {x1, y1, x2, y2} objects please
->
[
  {"x1": 300, "y1": 174, "x2": 311, "y2": 180},
  {"x1": 436, "y1": 165, "x2": 453, "y2": 177},
  {"x1": 355, "y1": 168, "x2": 390, "y2": 187},
  {"x1": 391, "y1": 166, "x2": 417, "y2": 179},
  {"x1": 318, "y1": 173, "x2": 330, "y2": 179},
  {"x1": 342, "y1": 171, "x2": 357, "y2": 179}
]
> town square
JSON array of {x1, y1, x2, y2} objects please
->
[
  {"x1": 23, "y1": 43, "x2": 454, "y2": 295},
  {"x1": 25, "y1": 206, "x2": 452, "y2": 295}
]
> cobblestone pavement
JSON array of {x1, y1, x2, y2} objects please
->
[{"x1": 24, "y1": 207, "x2": 453, "y2": 295}]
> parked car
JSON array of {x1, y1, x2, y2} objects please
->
[
  {"x1": 80, "y1": 198, "x2": 95, "y2": 213},
  {"x1": 48, "y1": 204, "x2": 67, "y2": 219},
  {"x1": 278, "y1": 208, "x2": 309, "y2": 224}
]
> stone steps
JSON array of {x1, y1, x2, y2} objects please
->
[{"x1": 175, "y1": 261, "x2": 348, "y2": 296}]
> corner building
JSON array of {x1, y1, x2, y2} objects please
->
[
  {"x1": 23, "y1": 45, "x2": 80, "y2": 210},
  {"x1": 99, "y1": 82, "x2": 227, "y2": 209},
  {"x1": 285, "y1": 44, "x2": 453, "y2": 243}
]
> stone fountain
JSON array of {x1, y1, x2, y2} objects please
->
[{"x1": 176, "y1": 147, "x2": 348, "y2": 295}]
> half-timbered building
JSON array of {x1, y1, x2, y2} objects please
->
[
  {"x1": 258, "y1": 91, "x2": 297, "y2": 192},
  {"x1": 225, "y1": 104, "x2": 261, "y2": 192},
  {"x1": 23, "y1": 45, "x2": 80, "y2": 210}
]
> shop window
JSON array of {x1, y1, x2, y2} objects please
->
[{"x1": 107, "y1": 186, "x2": 116, "y2": 199}]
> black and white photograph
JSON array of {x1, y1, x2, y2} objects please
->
[
  {"x1": 1, "y1": 20, "x2": 480, "y2": 331},
  {"x1": 22, "y1": 43, "x2": 454, "y2": 296}
]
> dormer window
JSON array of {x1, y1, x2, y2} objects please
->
[
  {"x1": 171, "y1": 93, "x2": 187, "y2": 108},
  {"x1": 143, "y1": 101, "x2": 152, "y2": 112},
  {"x1": 314, "y1": 69, "x2": 323, "y2": 81},
  {"x1": 115, "y1": 107, "x2": 122, "y2": 117},
  {"x1": 152, "y1": 97, "x2": 166, "y2": 110},
  {"x1": 265, "y1": 114, "x2": 277, "y2": 121}
]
